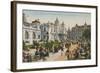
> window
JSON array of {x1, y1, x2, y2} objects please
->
[
  {"x1": 43, "y1": 35, "x2": 46, "y2": 39},
  {"x1": 25, "y1": 31, "x2": 29, "y2": 39},
  {"x1": 44, "y1": 27, "x2": 46, "y2": 31},
  {"x1": 38, "y1": 35, "x2": 40, "y2": 39},
  {"x1": 33, "y1": 25, "x2": 37, "y2": 28},
  {"x1": 33, "y1": 32, "x2": 36, "y2": 39},
  {"x1": 25, "y1": 41, "x2": 29, "y2": 43}
]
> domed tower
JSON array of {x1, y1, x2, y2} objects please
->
[
  {"x1": 54, "y1": 18, "x2": 60, "y2": 40},
  {"x1": 84, "y1": 21, "x2": 87, "y2": 26},
  {"x1": 54, "y1": 18, "x2": 59, "y2": 33},
  {"x1": 55, "y1": 18, "x2": 59, "y2": 25},
  {"x1": 61, "y1": 22, "x2": 65, "y2": 33}
]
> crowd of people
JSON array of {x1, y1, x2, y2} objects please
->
[
  {"x1": 23, "y1": 41, "x2": 91, "y2": 62},
  {"x1": 65, "y1": 42, "x2": 91, "y2": 60}
]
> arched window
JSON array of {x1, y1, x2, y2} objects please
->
[
  {"x1": 25, "y1": 31, "x2": 29, "y2": 39},
  {"x1": 33, "y1": 32, "x2": 36, "y2": 39}
]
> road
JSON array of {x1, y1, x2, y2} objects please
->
[{"x1": 46, "y1": 49, "x2": 67, "y2": 61}]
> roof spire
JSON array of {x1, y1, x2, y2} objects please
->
[{"x1": 84, "y1": 21, "x2": 87, "y2": 25}]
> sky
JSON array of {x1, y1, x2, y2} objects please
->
[{"x1": 23, "y1": 10, "x2": 91, "y2": 29}]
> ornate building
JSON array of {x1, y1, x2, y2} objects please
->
[
  {"x1": 48, "y1": 18, "x2": 67, "y2": 42},
  {"x1": 22, "y1": 13, "x2": 41, "y2": 45},
  {"x1": 67, "y1": 22, "x2": 91, "y2": 41},
  {"x1": 23, "y1": 13, "x2": 67, "y2": 45}
]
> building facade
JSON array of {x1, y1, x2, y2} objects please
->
[
  {"x1": 23, "y1": 14, "x2": 67, "y2": 45},
  {"x1": 23, "y1": 20, "x2": 41, "y2": 45},
  {"x1": 67, "y1": 22, "x2": 91, "y2": 42}
]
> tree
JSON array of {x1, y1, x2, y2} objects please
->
[
  {"x1": 82, "y1": 29, "x2": 91, "y2": 41},
  {"x1": 23, "y1": 41, "x2": 28, "y2": 50},
  {"x1": 33, "y1": 41, "x2": 39, "y2": 48},
  {"x1": 23, "y1": 41, "x2": 26, "y2": 50},
  {"x1": 53, "y1": 40, "x2": 58, "y2": 47},
  {"x1": 43, "y1": 41, "x2": 53, "y2": 49}
]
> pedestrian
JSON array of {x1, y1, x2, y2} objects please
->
[
  {"x1": 39, "y1": 48, "x2": 45, "y2": 61},
  {"x1": 35, "y1": 48, "x2": 40, "y2": 61},
  {"x1": 65, "y1": 49, "x2": 69, "y2": 60},
  {"x1": 28, "y1": 53, "x2": 32, "y2": 62},
  {"x1": 60, "y1": 46, "x2": 64, "y2": 56}
]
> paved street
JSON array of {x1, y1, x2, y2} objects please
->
[
  {"x1": 46, "y1": 49, "x2": 67, "y2": 61},
  {"x1": 46, "y1": 44, "x2": 79, "y2": 61}
]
